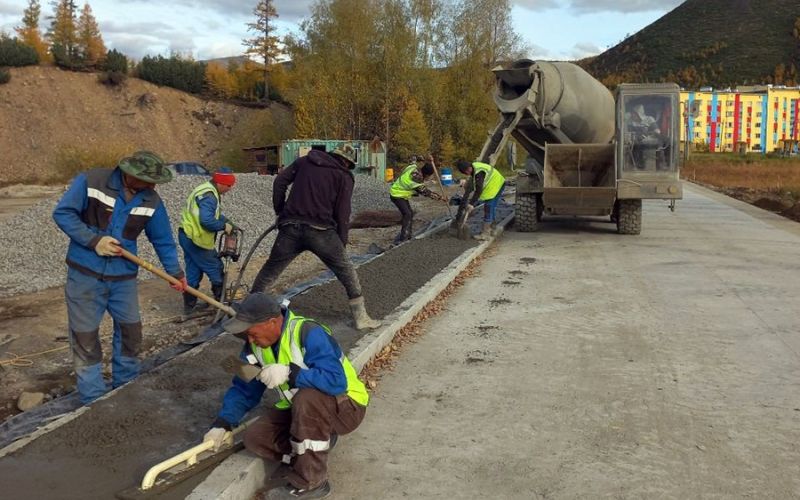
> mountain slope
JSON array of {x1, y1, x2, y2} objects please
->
[
  {"x1": 579, "y1": 0, "x2": 800, "y2": 88},
  {"x1": 0, "y1": 65, "x2": 293, "y2": 186}
]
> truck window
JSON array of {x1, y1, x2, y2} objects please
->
[{"x1": 622, "y1": 95, "x2": 677, "y2": 173}]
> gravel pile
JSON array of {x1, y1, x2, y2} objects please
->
[{"x1": 0, "y1": 173, "x2": 393, "y2": 297}]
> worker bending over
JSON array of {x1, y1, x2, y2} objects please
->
[
  {"x1": 455, "y1": 159, "x2": 506, "y2": 240},
  {"x1": 389, "y1": 154, "x2": 444, "y2": 245},
  {"x1": 250, "y1": 145, "x2": 380, "y2": 330},
  {"x1": 52, "y1": 151, "x2": 186, "y2": 404},
  {"x1": 204, "y1": 292, "x2": 368, "y2": 500},
  {"x1": 179, "y1": 169, "x2": 236, "y2": 315}
]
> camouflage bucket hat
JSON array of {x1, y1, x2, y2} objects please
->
[
  {"x1": 118, "y1": 150, "x2": 173, "y2": 184},
  {"x1": 331, "y1": 144, "x2": 356, "y2": 165}
]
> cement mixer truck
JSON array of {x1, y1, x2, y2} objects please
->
[{"x1": 478, "y1": 59, "x2": 682, "y2": 234}]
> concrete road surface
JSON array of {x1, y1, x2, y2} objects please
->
[{"x1": 328, "y1": 184, "x2": 800, "y2": 499}]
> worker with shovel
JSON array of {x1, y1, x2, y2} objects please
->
[
  {"x1": 389, "y1": 154, "x2": 445, "y2": 245},
  {"x1": 204, "y1": 292, "x2": 368, "y2": 500},
  {"x1": 454, "y1": 159, "x2": 506, "y2": 240},
  {"x1": 52, "y1": 150, "x2": 187, "y2": 404},
  {"x1": 178, "y1": 169, "x2": 236, "y2": 316},
  {"x1": 250, "y1": 145, "x2": 380, "y2": 331}
]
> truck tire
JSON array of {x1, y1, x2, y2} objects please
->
[
  {"x1": 616, "y1": 199, "x2": 642, "y2": 235},
  {"x1": 516, "y1": 193, "x2": 539, "y2": 232}
]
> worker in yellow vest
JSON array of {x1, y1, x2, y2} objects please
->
[
  {"x1": 203, "y1": 292, "x2": 368, "y2": 500},
  {"x1": 389, "y1": 155, "x2": 445, "y2": 245},
  {"x1": 179, "y1": 170, "x2": 236, "y2": 315},
  {"x1": 455, "y1": 159, "x2": 506, "y2": 240}
]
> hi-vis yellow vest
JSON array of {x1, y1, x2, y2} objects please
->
[
  {"x1": 472, "y1": 162, "x2": 505, "y2": 201},
  {"x1": 180, "y1": 181, "x2": 219, "y2": 249},
  {"x1": 390, "y1": 164, "x2": 423, "y2": 199},
  {"x1": 250, "y1": 311, "x2": 369, "y2": 410}
]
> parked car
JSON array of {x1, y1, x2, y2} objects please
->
[{"x1": 166, "y1": 162, "x2": 211, "y2": 176}]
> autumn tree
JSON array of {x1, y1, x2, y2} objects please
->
[
  {"x1": 243, "y1": 0, "x2": 280, "y2": 102},
  {"x1": 48, "y1": 0, "x2": 78, "y2": 67},
  {"x1": 15, "y1": 0, "x2": 50, "y2": 62},
  {"x1": 76, "y1": 2, "x2": 105, "y2": 67},
  {"x1": 205, "y1": 62, "x2": 238, "y2": 98},
  {"x1": 393, "y1": 98, "x2": 430, "y2": 162}
]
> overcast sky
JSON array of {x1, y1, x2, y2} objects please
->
[{"x1": 0, "y1": 0, "x2": 683, "y2": 61}]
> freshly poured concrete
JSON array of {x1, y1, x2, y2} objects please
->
[
  {"x1": 0, "y1": 221, "x2": 485, "y2": 499},
  {"x1": 330, "y1": 184, "x2": 800, "y2": 498}
]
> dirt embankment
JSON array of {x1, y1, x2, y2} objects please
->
[{"x1": 0, "y1": 65, "x2": 292, "y2": 186}]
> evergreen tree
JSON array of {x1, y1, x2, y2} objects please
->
[
  {"x1": 243, "y1": 0, "x2": 280, "y2": 102},
  {"x1": 76, "y1": 2, "x2": 105, "y2": 68},
  {"x1": 48, "y1": 0, "x2": 78, "y2": 67},
  {"x1": 15, "y1": 0, "x2": 50, "y2": 62}
]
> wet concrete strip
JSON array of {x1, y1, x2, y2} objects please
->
[{"x1": 0, "y1": 208, "x2": 514, "y2": 500}]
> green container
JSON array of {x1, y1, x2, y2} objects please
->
[{"x1": 279, "y1": 139, "x2": 386, "y2": 179}]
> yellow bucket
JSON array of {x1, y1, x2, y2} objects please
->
[{"x1": 385, "y1": 168, "x2": 394, "y2": 182}]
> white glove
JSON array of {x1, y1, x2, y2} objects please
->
[
  {"x1": 224, "y1": 222, "x2": 234, "y2": 235},
  {"x1": 203, "y1": 427, "x2": 231, "y2": 452},
  {"x1": 258, "y1": 364, "x2": 290, "y2": 389},
  {"x1": 94, "y1": 236, "x2": 121, "y2": 257}
]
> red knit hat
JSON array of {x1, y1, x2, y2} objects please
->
[{"x1": 213, "y1": 171, "x2": 236, "y2": 187}]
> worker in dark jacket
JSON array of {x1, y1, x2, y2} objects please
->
[
  {"x1": 52, "y1": 151, "x2": 187, "y2": 404},
  {"x1": 179, "y1": 169, "x2": 236, "y2": 315},
  {"x1": 389, "y1": 155, "x2": 444, "y2": 245},
  {"x1": 203, "y1": 292, "x2": 368, "y2": 500},
  {"x1": 455, "y1": 159, "x2": 506, "y2": 240},
  {"x1": 251, "y1": 145, "x2": 380, "y2": 330}
]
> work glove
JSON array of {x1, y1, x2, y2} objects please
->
[
  {"x1": 224, "y1": 222, "x2": 234, "y2": 235},
  {"x1": 466, "y1": 204, "x2": 475, "y2": 214},
  {"x1": 94, "y1": 236, "x2": 121, "y2": 257},
  {"x1": 170, "y1": 276, "x2": 189, "y2": 292},
  {"x1": 203, "y1": 427, "x2": 231, "y2": 452},
  {"x1": 258, "y1": 363, "x2": 290, "y2": 389}
]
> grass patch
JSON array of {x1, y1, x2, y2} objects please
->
[
  {"x1": 684, "y1": 156, "x2": 800, "y2": 197},
  {"x1": 51, "y1": 141, "x2": 135, "y2": 183}
]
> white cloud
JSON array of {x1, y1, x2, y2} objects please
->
[
  {"x1": 569, "y1": 41, "x2": 602, "y2": 59},
  {"x1": 512, "y1": 0, "x2": 559, "y2": 10},
  {"x1": 0, "y1": 1, "x2": 18, "y2": 16},
  {"x1": 568, "y1": 0, "x2": 683, "y2": 14}
]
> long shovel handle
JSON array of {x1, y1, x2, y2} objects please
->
[
  {"x1": 428, "y1": 155, "x2": 453, "y2": 219},
  {"x1": 119, "y1": 249, "x2": 236, "y2": 316}
]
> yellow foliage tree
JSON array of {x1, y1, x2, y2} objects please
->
[
  {"x1": 205, "y1": 62, "x2": 238, "y2": 99},
  {"x1": 15, "y1": 0, "x2": 50, "y2": 62},
  {"x1": 293, "y1": 97, "x2": 315, "y2": 138},
  {"x1": 393, "y1": 98, "x2": 431, "y2": 163},
  {"x1": 438, "y1": 134, "x2": 456, "y2": 166},
  {"x1": 76, "y1": 2, "x2": 105, "y2": 67},
  {"x1": 49, "y1": 0, "x2": 78, "y2": 62}
]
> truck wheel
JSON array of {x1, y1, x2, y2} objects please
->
[
  {"x1": 616, "y1": 199, "x2": 642, "y2": 235},
  {"x1": 516, "y1": 193, "x2": 539, "y2": 232}
]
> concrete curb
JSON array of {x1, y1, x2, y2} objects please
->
[{"x1": 187, "y1": 209, "x2": 516, "y2": 500}]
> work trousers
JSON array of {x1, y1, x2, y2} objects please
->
[
  {"x1": 64, "y1": 267, "x2": 142, "y2": 404},
  {"x1": 390, "y1": 196, "x2": 414, "y2": 244},
  {"x1": 178, "y1": 229, "x2": 224, "y2": 289},
  {"x1": 244, "y1": 389, "x2": 367, "y2": 490},
  {"x1": 251, "y1": 222, "x2": 362, "y2": 299},
  {"x1": 482, "y1": 183, "x2": 506, "y2": 224}
]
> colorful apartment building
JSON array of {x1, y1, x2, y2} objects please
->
[{"x1": 680, "y1": 86, "x2": 800, "y2": 154}]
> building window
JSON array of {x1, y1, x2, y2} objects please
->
[
  {"x1": 754, "y1": 123, "x2": 761, "y2": 128},
  {"x1": 726, "y1": 111, "x2": 734, "y2": 117},
  {"x1": 726, "y1": 133, "x2": 733, "y2": 138},
  {"x1": 755, "y1": 133, "x2": 761, "y2": 138},
  {"x1": 756, "y1": 112, "x2": 763, "y2": 117},
  {"x1": 694, "y1": 132, "x2": 702, "y2": 138}
]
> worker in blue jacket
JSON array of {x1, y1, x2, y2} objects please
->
[
  {"x1": 204, "y1": 292, "x2": 368, "y2": 500},
  {"x1": 52, "y1": 150, "x2": 187, "y2": 404}
]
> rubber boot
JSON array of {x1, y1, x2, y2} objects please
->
[
  {"x1": 211, "y1": 283, "x2": 225, "y2": 303},
  {"x1": 349, "y1": 296, "x2": 381, "y2": 330},
  {"x1": 475, "y1": 222, "x2": 492, "y2": 241},
  {"x1": 183, "y1": 292, "x2": 197, "y2": 315}
]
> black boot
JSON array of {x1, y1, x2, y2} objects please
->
[
  {"x1": 212, "y1": 283, "x2": 225, "y2": 303},
  {"x1": 183, "y1": 292, "x2": 197, "y2": 315}
]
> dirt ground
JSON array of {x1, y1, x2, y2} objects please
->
[{"x1": 0, "y1": 189, "x2": 458, "y2": 422}]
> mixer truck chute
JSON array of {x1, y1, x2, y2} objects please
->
[{"x1": 479, "y1": 59, "x2": 682, "y2": 235}]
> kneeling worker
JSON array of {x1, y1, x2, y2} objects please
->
[
  {"x1": 204, "y1": 292, "x2": 368, "y2": 499},
  {"x1": 389, "y1": 154, "x2": 444, "y2": 245},
  {"x1": 455, "y1": 159, "x2": 506, "y2": 240},
  {"x1": 179, "y1": 169, "x2": 236, "y2": 315}
]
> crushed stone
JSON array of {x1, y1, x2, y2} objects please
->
[{"x1": 0, "y1": 173, "x2": 393, "y2": 297}]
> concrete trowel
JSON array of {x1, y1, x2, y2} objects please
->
[{"x1": 115, "y1": 357, "x2": 260, "y2": 500}]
